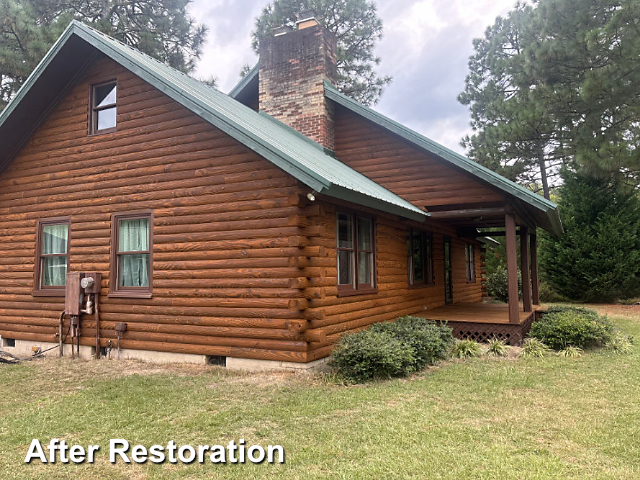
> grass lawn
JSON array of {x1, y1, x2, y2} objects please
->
[{"x1": 1, "y1": 304, "x2": 639, "y2": 479}]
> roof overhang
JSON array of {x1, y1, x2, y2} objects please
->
[
  {"x1": 0, "y1": 22, "x2": 426, "y2": 223},
  {"x1": 324, "y1": 80, "x2": 563, "y2": 237}
]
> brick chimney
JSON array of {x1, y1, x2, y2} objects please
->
[{"x1": 259, "y1": 11, "x2": 338, "y2": 150}]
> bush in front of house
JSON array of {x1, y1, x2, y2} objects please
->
[
  {"x1": 486, "y1": 266, "x2": 521, "y2": 303},
  {"x1": 330, "y1": 317, "x2": 454, "y2": 382},
  {"x1": 529, "y1": 306, "x2": 614, "y2": 350},
  {"x1": 369, "y1": 316, "x2": 454, "y2": 369},
  {"x1": 330, "y1": 330, "x2": 417, "y2": 383}
]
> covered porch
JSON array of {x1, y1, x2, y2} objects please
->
[
  {"x1": 417, "y1": 302, "x2": 546, "y2": 345},
  {"x1": 421, "y1": 201, "x2": 562, "y2": 344}
]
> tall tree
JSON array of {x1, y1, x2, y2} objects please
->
[
  {"x1": 0, "y1": 0, "x2": 207, "y2": 109},
  {"x1": 540, "y1": 170, "x2": 640, "y2": 302},
  {"x1": 526, "y1": 0, "x2": 640, "y2": 185},
  {"x1": 459, "y1": 0, "x2": 640, "y2": 195},
  {"x1": 458, "y1": 3, "x2": 558, "y2": 199},
  {"x1": 252, "y1": 0, "x2": 392, "y2": 106}
]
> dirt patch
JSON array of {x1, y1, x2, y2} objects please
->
[
  {"x1": 587, "y1": 304, "x2": 640, "y2": 320},
  {"x1": 27, "y1": 357, "x2": 218, "y2": 383}
]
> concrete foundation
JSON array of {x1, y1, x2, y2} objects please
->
[
  {"x1": 0, "y1": 336, "x2": 331, "y2": 372},
  {"x1": 0, "y1": 338, "x2": 94, "y2": 360},
  {"x1": 115, "y1": 348, "x2": 207, "y2": 365},
  {"x1": 225, "y1": 357, "x2": 330, "y2": 372}
]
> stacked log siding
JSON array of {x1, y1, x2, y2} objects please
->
[
  {"x1": 333, "y1": 104, "x2": 506, "y2": 208},
  {"x1": 0, "y1": 56, "x2": 310, "y2": 362},
  {"x1": 0, "y1": 56, "x2": 485, "y2": 363},
  {"x1": 303, "y1": 200, "x2": 482, "y2": 361}
]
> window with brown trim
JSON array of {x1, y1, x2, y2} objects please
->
[
  {"x1": 336, "y1": 212, "x2": 376, "y2": 295},
  {"x1": 90, "y1": 80, "x2": 117, "y2": 134},
  {"x1": 34, "y1": 218, "x2": 70, "y2": 296},
  {"x1": 465, "y1": 243, "x2": 476, "y2": 283},
  {"x1": 408, "y1": 229, "x2": 434, "y2": 286},
  {"x1": 110, "y1": 211, "x2": 153, "y2": 298}
]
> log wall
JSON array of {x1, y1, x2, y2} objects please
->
[
  {"x1": 333, "y1": 105, "x2": 506, "y2": 209},
  {"x1": 0, "y1": 56, "x2": 311, "y2": 362},
  {"x1": 0, "y1": 56, "x2": 483, "y2": 364},
  {"x1": 302, "y1": 199, "x2": 482, "y2": 361}
]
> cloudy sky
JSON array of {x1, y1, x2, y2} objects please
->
[{"x1": 190, "y1": 0, "x2": 518, "y2": 155}]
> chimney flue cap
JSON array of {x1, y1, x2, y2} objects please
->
[
  {"x1": 296, "y1": 9, "x2": 320, "y2": 29},
  {"x1": 273, "y1": 25, "x2": 294, "y2": 36}
]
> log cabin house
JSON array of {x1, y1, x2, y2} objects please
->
[{"x1": 0, "y1": 17, "x2": 562, "y2": 369}]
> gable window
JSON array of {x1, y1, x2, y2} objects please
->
[
  {"x1": 110, "y1": 211, "x2": 153, "y2": 298},
  {"x1": 34, "y1": 218, "x2": 70, "y2": 296},
  {"x1": 337, "y1": 212, "x2": 376, "y2": 295},
  {"x1": 465, "y1": 243, "x2": 476, "y2": 283},
  {"x1": 90, "y1": 81, "x2": 117, "y2": 134},
  {"x1": 408, "y1": 229, "x2": 434, "y2": 286}
]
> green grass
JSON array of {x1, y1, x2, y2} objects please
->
[{"x1": 1, "y1": 306, "x2": 639, "y2": 479}]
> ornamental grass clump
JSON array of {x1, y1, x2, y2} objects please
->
[
  {"x1": 450, "y1": 339, "x2": 483, "y2": 359},
  {"x1": 519, "y1": 338, "x2": 550, "y2": 358},
  {"x1": 557, "y1": 346, "x2": 583, "y2": 358},
  {"x1": 486, "y1": 338, "x2": 508, "y2": 357},
  {"x1": 605, "y1": 331, "x2": 634, "y2": 354}
]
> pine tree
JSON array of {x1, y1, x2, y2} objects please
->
[
  {"x1": 540, "y1": 170, "x2": 640, "y2": 302},
  {"x1": 252, "y1": 0, "x2": 392, "y2": 106},
  {"x1": 0, "y1": 0, "x2": 207, "y2": 109},
  {"x1": 459, "y1": 0, "x2": 640, "y2": 193}
]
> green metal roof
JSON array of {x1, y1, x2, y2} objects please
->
[
  {"x1": 324, "y1": 81, "x2": 563, "y2": 236},
  {"x1": 0, "y1": 21, "x2": 426, "y2": 222},
  {"x1": 228, "y1": 62, "x2": 259, "y2": 99}
]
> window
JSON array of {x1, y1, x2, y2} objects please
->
[
  {"x1": 408, "y1": 229, "x2": 434, "y2": 286},
  {"x1": 110, "y1": 211, "x2": 153, "y2": 297},
  {"x1": 465, "y1": 243, "x2": 476, "y2": 283},
  {"x1": 90, "y1": 81, "x2": 117, "y2": 134},
  {"x1": 34, "y1": 218, "x2": 70, "y2": 296},
  {"x1": 336, "y1": 212, "x2": 376, "y2": 295}
]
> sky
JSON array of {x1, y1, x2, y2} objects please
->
[{"x1": 190, "y1": 0, "x2": 519, "y2": 155}]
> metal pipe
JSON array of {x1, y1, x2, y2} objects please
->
[
  {"x1": 58, "y1": 311, "x2": 65, "y2": 357},
  {"x1": 94, "y1": 294, "x2": 100, "y2": 359}
]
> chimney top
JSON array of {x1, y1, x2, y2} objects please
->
[
  {"x1": 296, "y1": 9, "x2": 320, "y2": 30},
  {"x1": 272, "y1": 25, "x2": 294, "y2": 36}
]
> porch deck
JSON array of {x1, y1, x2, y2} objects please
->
[{"x1": 416, "y1": 302, "x2": 545, "y2": 345}]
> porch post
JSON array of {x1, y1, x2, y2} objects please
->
[
  {"x1": 520, "y1": 226, "x2": 532, "y2": 312},
  {"x1": 531, "y1": 230, "x2": 540, "y2": 305},
  {"x1": 505, "y1": 212, "x2": 520, "y2": 323}
]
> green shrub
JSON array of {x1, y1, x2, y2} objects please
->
[
  {"x1": 530, "y1": 307, "x2": 613, "y2": 350},
  {"x1": 544, "y1": 305, "x2": 602, "y2": 319},
  {"x1": 330, "y1": 330, "x2": 416, "y2": 383},
  {"x1": 557, "y1": 346, "x2": 583, "y2": 358},
  {"x1": 370, "y1": 316, "x2": 454, "y2": 369},
  {"x1": 487, "y1": 266, "x2": 521, "y2": 303},
  {"x1": 487, "y1": 338, "x2": 508, "y2": 357},
  {"x1": 450, "y1": 339, "x2": 483, "y2": 358},
  {"x1": 519, "y1": 338, "x2": 550, "y2": 358},
  {"x1": 539, "y1": 281, "x2": 568, "y2": 303}
]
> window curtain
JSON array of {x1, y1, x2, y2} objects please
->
[
  {"x1": 119, "y1": 218, "x2": 149, "y2": 287},
  {"x1": 42, "y1": 224, "x2": 68, "y2": 286}
]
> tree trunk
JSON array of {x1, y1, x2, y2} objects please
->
[{"x1": 537, "y1": 142, "x2": 550, "y2": 200}]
